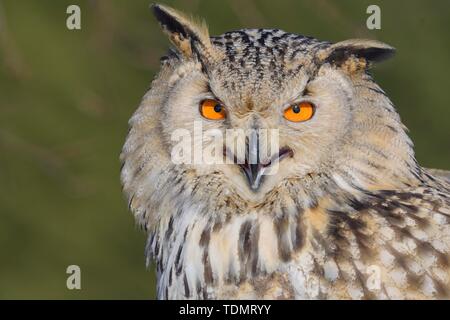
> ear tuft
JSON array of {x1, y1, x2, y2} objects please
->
[
  {"x1": 151, "y1": 3, "x2": 212, "y2": 59},
  {"x1": 318, "y1": 39, "x2": 395, "y2": 71},
  {"x1": 152, "y1": 4, "x2": 190, "y2": 40}
]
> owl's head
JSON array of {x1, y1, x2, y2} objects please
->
[{"x1": 121, "y1": 4, "x2": 417, "y2": 226}]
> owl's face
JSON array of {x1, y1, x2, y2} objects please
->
[
  {"x1": 122, "y1": 4, "x2": 400, "y2": 212},
  {"x1": 162, "y1": 34, "x2": 356, "y2": 200}
]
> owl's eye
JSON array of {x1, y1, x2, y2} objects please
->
[
  {"x1": 200, "y1": 99, "x2": 226, "y2": 120},
  {"x1": 284, "y1": 102, "x2": 315, "y2": 122}
]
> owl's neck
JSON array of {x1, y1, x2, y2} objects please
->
[{"x1": 146, "y1": 161, "x2": 429, "y2": 299}]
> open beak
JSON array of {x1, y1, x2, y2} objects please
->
[
  {"x1": 242, "y1": 130, "x2": 263, "y2": 190},
  {"x1": 227, "y1": 130, "x2": 294, "y2": 191}
]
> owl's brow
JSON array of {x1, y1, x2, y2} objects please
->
[
  {"x1": 205, "y1": 83, "x2": 217, "y2": 98},
  {"x1": 302, "y1": 80, "x2": 313, "y2": 96},
  {"x1": 204, "y1": 83, "x2": 226, "y2": 106},
  {"x1": 282, "y1": 75, "x2": 314, "y2": 105}
]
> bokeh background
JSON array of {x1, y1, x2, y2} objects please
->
[{"x1": 0, "y1": 0, "x2": 448, "y2": 299}]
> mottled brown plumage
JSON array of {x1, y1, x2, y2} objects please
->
[{"x1": 120, "y1": 4, "x2": 450, "y2": 299}]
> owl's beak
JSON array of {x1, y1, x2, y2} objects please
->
[
  {"x1": 243, "y1": 163, "x2": 264, "y2": 191},
  {"x1": 243, "y1": 130, "x2": 263, "y2": 190},
  {"x1": 237, "y1": 131, "x2": 293, "y2": 191}
]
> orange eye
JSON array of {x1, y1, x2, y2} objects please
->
[
  {"x1": 284, "y1": 102, "x2": 315, "y2": 122},
  {"x1": 200, "y1": 99, "x2": 226, "y2": 120}
]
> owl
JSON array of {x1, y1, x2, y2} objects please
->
[{"x1": 120, "y1": 4, "x2": 450, "y2": 299}]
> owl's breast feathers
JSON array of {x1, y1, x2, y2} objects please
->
[{"x1": 148, "y1": 171, "x2": 450, "y2": 299}]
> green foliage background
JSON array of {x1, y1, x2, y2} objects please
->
[{"x1": 0, "y1": 0, "x2": 448, "y2": 299}]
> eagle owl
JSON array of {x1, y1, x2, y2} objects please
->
[{"x1": 120, "y1": 4, "x2": 450, "y2": 299}]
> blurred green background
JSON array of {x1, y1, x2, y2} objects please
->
[{"x1": 0, "y1": 0, "x2": 448, "y2": 299}]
